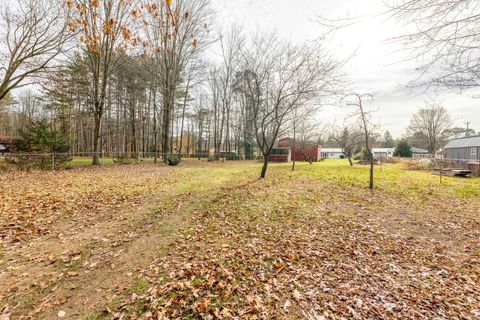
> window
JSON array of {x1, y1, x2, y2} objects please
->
[
  {"x1": 271, "y1": 148, "x2": 289, "y2": 155},
  {"x1": 471, "y1": 147, "x2": 477, "y2": 159}
]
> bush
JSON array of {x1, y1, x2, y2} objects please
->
[
  {"x1": 8, "y1": 120, "x2": 72, "y2": 171},
  {"x1": 11, "y1": 138, "x2": 28, "y2": 152},
  {"x1": 5, "y1": 153, "x2": 72, "y2": 171},
  {"x1": 167, "y1": 154, "x2": 182, "y2": 166},
  {"x1": 394, "y1": 140, "x2": 412, "y2": 157},
  {"x1": 219, "y1": 152, "x2": 238, "y2": 160},
  {"x1": 113, "y1": 154, "x2": 140, "y2": 164}
]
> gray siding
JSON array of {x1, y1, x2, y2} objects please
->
[{"x1": 444, "y1": 146, "x2": 480, "y2": 160}]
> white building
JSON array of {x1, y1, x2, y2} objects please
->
[
  {"x1": 320, "y1": 148, "x2": 345, "y2": 159},
  {"x1": 372, "y1": 148, "x2": 395, "y2": 159}
]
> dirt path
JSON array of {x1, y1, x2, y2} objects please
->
[{"x1": 0, "y1": 162, "x2": 253, "y2": 319}]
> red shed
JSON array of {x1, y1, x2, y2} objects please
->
[
  {"x1": 268, "y1": 147, "x2": 291, "y2": 162},
  {"x1": 277, "y1": 137, "x2": 321, "y2": 162}
]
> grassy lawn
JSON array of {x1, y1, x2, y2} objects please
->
[
  {"x1": 1, "y1": 159, "x2": 479, "y2": 319},
  {"x1": 68, "y1": 157, "x2": 157, "y2": 167}
]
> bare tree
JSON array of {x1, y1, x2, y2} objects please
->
[
  {"x1": 16, "y1": 89, "x2": 42, "y2": 129},
  {"x1": 237, "y1": 33, "x2": 340, "y2": 178},
  {"x1": 0, "y1": 0, "x2": 70, "y2": 101},
  {"x1": 215, "y1": 25, "x2": 244, "y2": 156},
  {"x1": 178, "y1": 58, "x2": 205, "y2": 155},
  {"x1": 290, "y1": 109, "x2": 317, "y2": 170},
  {"x1": 407, "y1": 102, "x2": 452, "y2": 153},
  {"x1": 388, "y1": 0, "x2": 480, "y2": 89},
  {"x1": 68, "y1": 0, "x2": 139, "y2": 165},
  {"x1": 445, "y1": 126, "x2": 476, "y2": 138},
  {"x1": 332, "y1": 125, "x2": 363, "y2": 166},
  {"x1": 347, "y1": 93, "x2": 374, "y2": 190},
  {"x1": 141, "y1": 0, "x2": 212, "y2": 162}
]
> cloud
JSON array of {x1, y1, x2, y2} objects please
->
[{"x1": 210, "y1": 0, "x2": 479, "y2": 137}]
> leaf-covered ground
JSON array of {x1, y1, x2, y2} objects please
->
[{"x1": 1, "y1": 160, "x2": 479, "y2": 319}]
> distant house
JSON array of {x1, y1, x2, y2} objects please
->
[
  {"x1": 372, "y1": 148, "x2": 394, "y2": 160},
  {"x1": 411, "y1": 147, "x2": 431, "y2": 159},
  {"x1": 444, "y1": 135, "x2": 480, "y2": 161},
  {"x1": 411, "y1": 147, "x2": 429, "y2": 155},
  {"x1": 277, "y1": 138, "x2": 321, "y2": 162},
  {"x1": 320, "y1": 148, "x2": 344, "y2": 159},
  {"x1": 268, "y1": 147, "x2": 291, "y2": 162}
]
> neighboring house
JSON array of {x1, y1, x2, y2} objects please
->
[
  {"x1": 411, "y1": 147, "x2": 429, "y2": 155},
  {"x1": 0, "y1": 133, "x2": 15, "y2": 154},
  {"x1": 320, "y1": 148, "x2": 344, "y2": 159},
  {"x1": 444, "y1": 135, "x2": 480, "y2": 161},
  {"x1": 277, "y1": 138, "x2": 321, "y2": 162},
  {"x1": 268, "y1": 147, "x2": 291, "y2": 162},
  {"x1": 411, "y1": 147, "x2": 431, "y2": 159},
  {"x1": 372, "y1": 148, "x2": 395, "y2": 159}
]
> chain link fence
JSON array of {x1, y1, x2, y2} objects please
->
[{"x1": 0, "y1": 151, "x2": 262, "y2": 171}]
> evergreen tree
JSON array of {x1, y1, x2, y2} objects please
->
[
  {"x1": 17, "y1": 119, "x2": 71, "y2": 169},
  {"x1": 394, "y1": 140, "x2": 412, "y2": 157}
]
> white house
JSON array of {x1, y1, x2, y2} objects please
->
[
  {"x1": 372, "y1": 148, "x2": 395, "y2": 159},
  {"x1": 320, "y1": 148, "x2": 345, "y2": 159}
]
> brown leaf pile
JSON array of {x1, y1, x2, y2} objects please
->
[
  {"x1": 114, "y1": 174, "x2": 480, "y2": 319},
  {"x1": 1, "y1": 161, "x2": 479, "y2": 319},
  {"x1": 0, "y1": 164, "x2": 205, "y2": 243}
]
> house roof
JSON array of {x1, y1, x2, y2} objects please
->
[
  {"x1": 320, "y1": 148, "x2": 343, "y2": 153},
  {"x1": 372, "y1": 148, "x2": 394, "y2": 153},
  {"x1": 278, "y1": 137, "x2": 320, "y2": 148},
  {"x1": 411, "y1": 147, "x2": 429, "y2": 154},
  {"x1": 444, "y1": 134, "x2": 480, "y2": 149}
]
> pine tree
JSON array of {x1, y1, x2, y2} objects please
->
[{"x1": 394, "y1": 140, "x2": 412, "y2": 157}]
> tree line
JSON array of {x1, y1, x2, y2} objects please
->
[
  {"x1": 0, "y1": 0, "x2": 343, "y2": 177},
  {"x1": 1, "y1": 0, "x2": 479, "y2": 178}
]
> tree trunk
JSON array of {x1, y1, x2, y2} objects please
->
[
  {"x1": 161, "y1": 99, "x2": 172, "y2": 163},
  {"x1": 153, "y1": 88, "x2": 158, "y2": 163},
  {"x1": 369, "y1": 155, "x2": 374, "y2": 190},
  {"x1": 186, "y1": 126, "x2": 191, "y2": 157},
  {"x1": 292, "y1": 118, "x2": 296, "y2": 171},
  {"x1": 348, "y1": 157, "x2": 353, "y2": 166},
  {"x1": 92, "y1": 112, "x2": 102, "y2": 166},
  {"x1": 260, "y1": 155, "x2": 269, "y2": 178},
  {"x1": 179, "y1": 79, "x2": 190, "y2": 155}
]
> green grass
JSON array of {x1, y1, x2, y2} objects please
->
[
  {"x1": 68, "y1": 157, "x2": 157, "y2": 168},
  {"x1": 270, "y1": 159, "x2": 480, "y2": 200},
  {"x1": 129, "y1": 278, "x2": 150, "y2": 294}
]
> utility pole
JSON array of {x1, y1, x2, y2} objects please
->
[{"x1": 465, "y1": 122, "x2": 471, "y2": 136}]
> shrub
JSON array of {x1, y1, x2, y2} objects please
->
[
  {"x1": 394, "y1": 140, "x2": 412, "y2": 157},
  {"x1": 167, "y1": 154, "x2": 182, "y2": 166},
  {"x1": 113, "y1": 154, "x2": 140, "y2": 164},
  {"x1": 219, "y1": 152, "x2": 238, "y2": 160},
  {"x1": 5, "y1": 153, "x2": 72, "y2": 171},
  {"x1": 8, "y1": 120, "x2": 72, "y2": 170}
]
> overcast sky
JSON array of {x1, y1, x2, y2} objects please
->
[{"x1": 211, "y1": 0, "x2": 479, "y2": 138}]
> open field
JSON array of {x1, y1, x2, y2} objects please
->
[{"x1": 1, "y1": 159, "x2": 479, "y2": 319}]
